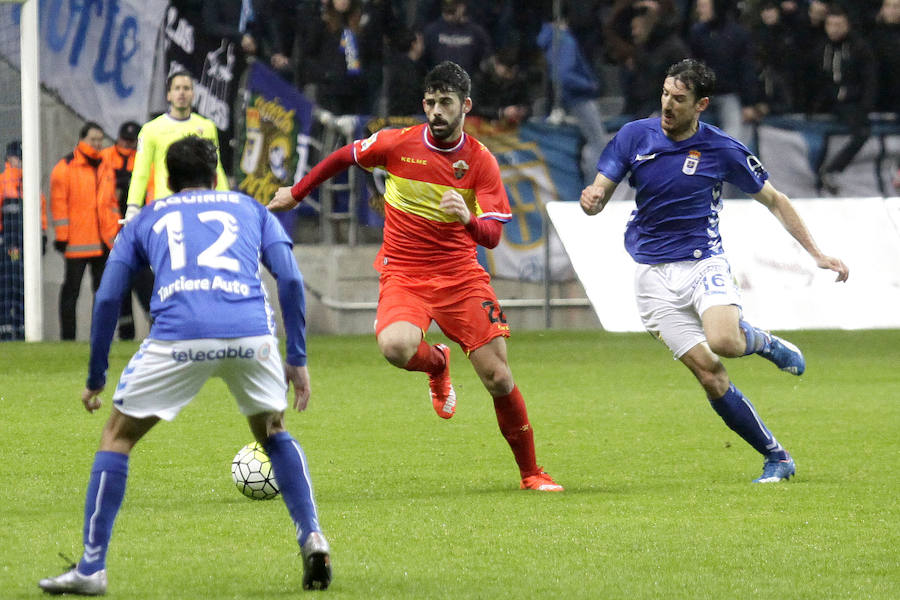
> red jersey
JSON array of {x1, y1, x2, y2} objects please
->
[{"x1": 351, "y1": 123, "x2": 511, "y2": 273}]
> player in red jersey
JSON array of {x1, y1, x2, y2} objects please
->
[{"x1": 269, "y1": 61, "x2": 562, "y2": 492}]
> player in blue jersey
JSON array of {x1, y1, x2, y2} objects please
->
[
  {"x1": 39, "y1": 137, "x2": 331, "y2": 595},
  {"x1": 580, "y1": 59, "x2": 849, "y2": 483}
]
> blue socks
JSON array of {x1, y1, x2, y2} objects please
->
[
  {"x1": 739, "y1": 319, "x2": 768, "y2": 356},
  {"x1": 710, "y1": 384, "x2": 788, "y2": 460},
  {"x1": 264, "y1": 432, "x2": 321, "y2": 546},
  {"x1": 78, "y1": 451, "x2": 129, "y2": 575}
]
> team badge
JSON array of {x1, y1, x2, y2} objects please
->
[
  {"x1": 452, "y1": 159, "x2": 469, "y2": 180},
  {"x1": 682, "y1": 150, "x2": 701, "y2": 175}
]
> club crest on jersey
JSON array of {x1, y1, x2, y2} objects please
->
[
  {"x1": 682, "y1": 150, "x2": 701, "y2": 175},
  {"x1": 452, "y1": 159, "x2": 469, "y2": 179}
]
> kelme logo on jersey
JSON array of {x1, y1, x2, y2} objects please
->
[
  {"x1": 452, "y1": 159, "x2": 469, "y2": 179},
  {"x1": 682, "y1": 150, "x2": 701, "y2": 175}
]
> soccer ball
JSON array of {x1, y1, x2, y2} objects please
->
[{"x1": 231, "y1": 442, "x2": 280, "y2": 500}]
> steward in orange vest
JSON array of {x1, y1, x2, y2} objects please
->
[{"x1": 51, "y1": 128, "x2": 119, "y2": 258}]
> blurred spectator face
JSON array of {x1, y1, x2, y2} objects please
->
[
  {"x1": 117, "y1": 137, "x2": 137, "y2": 151},
  {"x1": 494, "y1": 61, "x2": 517, "y2": 80},
  {"x1": 631, "y1": 14, "x2": 652, "y2": 44},
  {"x1": 809, "y1": 1, "x2": 827, "y2": 24},
  {"x1": 442, "y1": 1, "x2": 466, "y2": 24},
  {"x1": 882, "y1": 0, "x2": 900, "y2": 24},
  {"x1": 824, "y1": 13, "x2": 849, "y2": 42},
  {"x1": 332, "y1": 0, "x2": 350, "y2": 13},
  {"x1": 761, "y1": 5, "x2": 780, "y2": 25},
  {"x1": 696, "y1": 0, "x2": 714, "y2": 23},
  {"x1": 7, "y1": 155, "x2": 21, "y2": 168},
  {"x1": 82, "y1": 127, "x2": 105, "y2": 153}
]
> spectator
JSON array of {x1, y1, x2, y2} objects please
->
[
  {"x1": 792, "y1": 0, "x2": 828, "y2": 113},
  {"x1": 422, "y1": 0, "x2": 493, "y2": 74},
  {"x1": 302, "y1": 0, "x2": 369, "y2": 115},
  {"x1": 98, "y1": 121, "x2": 152, "y2": 341},
  {"x1": 201, "y1": 0, "x2": 269, "y2": 60},
  {"x1": 621, "y1": 5, "x2": 690, "y2": 118},
  {"x1": 386, "y1": 28, "x2": 427, "y2": 116},
  {"x1": 470, "y1": 46, "x2": 531, "y2": 127},
  {"x1": 872, "y1": 0, "x2": 900, "y2": 114},
  {"x1": 50, "y1": 122, "x2": 119, "y2": 340},
  {"x1": 0, "y1": 140, "x2": 47, "y2": 340},
  {"x1": 537, "y1": 3, "x2": 608, "y2": 184},
  {"x1": 813, "y1": 4, "x2": 877, "y2": 195},
  {"x1": 264, "y1": 0, "x2": 304, "y2": 81},
  {"x1": 750, "y1": 2, "x2": 798, "y2": 115},
  {"x1": 604, "y1": 0, "x2": 679, "y2": 70},
  {"x1": 689, "y1": 0, "x2": 759, "y2": 140},
  {"x1": 358, "y1": 0, "x2": 400, "y2": 114}
]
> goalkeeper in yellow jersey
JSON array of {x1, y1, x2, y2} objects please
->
[{"x1": 123, "y1": 71, "x2": 229, "y2": 221}]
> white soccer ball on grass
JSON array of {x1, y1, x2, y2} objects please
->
[{"x1": 231, "y1": 442, "x2": 280, "y2": 500}]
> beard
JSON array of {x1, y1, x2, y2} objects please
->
[{"x1": 428, "y1": 111, "x2": 463, "y2": 141}]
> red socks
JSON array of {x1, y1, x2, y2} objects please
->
[
  {"x1": 493, "y1": 386, "x2": 539, "y2": 478},
  {"x1": 403, "y1": 340, "x2": 445, "y2": 374}
]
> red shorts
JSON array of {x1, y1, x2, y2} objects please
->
[{"x1": 375, "y1": 267, "x2": 511, "y2": 353}]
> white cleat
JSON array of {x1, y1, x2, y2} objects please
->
[{"x1": 39, "y1": 567, "x2": 107, "y2": 596}]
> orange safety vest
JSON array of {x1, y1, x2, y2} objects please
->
[
  {"x1": 0, "y1": 160, "x2": 47, "y2": 233},
  {"x1": 50, "y1": 141, "x2": 119, "y2": 258}
]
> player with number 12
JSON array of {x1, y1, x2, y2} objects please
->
[{"x1": 39, "y1": 136, "x2": 331, "y2": 595}]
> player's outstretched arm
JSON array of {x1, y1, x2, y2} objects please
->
[
  {"x1": 580, "y1": 173, "x2": 617, "y2": 215},
  {"x1": 285, "y1": 364, "x2": 311, "y2": 411},
  {"x1": 268, "y1": 144, "x2": 357, "y2": 212},
  {"x1": 753, "y1": 181, "x2": 850, "y2": 282}
]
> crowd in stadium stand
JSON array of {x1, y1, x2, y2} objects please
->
[{"x1": 189, "y1": 0, "x2": 897, "y2": 124}]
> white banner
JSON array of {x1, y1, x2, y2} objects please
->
[
  {"x1": 0, "y1": 0, "x2": 168, "y2": 138},
  {"x1": 548, "y1": 197, "x2": 900, "y2": 332}
]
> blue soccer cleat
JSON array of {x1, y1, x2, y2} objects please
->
[
  {"x1": 757, "y1": 332, "x2": 806, "y2": 375},
  {"x1": 753, "y1": 456, "x2": 796, "y2": 483}
]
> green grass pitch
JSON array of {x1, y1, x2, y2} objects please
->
[{"x1": 2, "y1": 329, "x2": 898, "y2": 599}]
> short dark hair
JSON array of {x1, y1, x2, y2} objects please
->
[
  {"x1": 424, "y1": 61, "x2": 471, "y2": 101},
  {"x1": 80, "y1": 121, "x2": 103, "y2": 139},
  {"x1": 166, "y1": 136, "x2": 218, "y2": 192},
  {"x1": 5, "y1": 140, "x2": 21, "y2": 159},
  {"x1": 666, "y1": 59, "x2": 716, "y2": 100},
  {"x1": 826, "y1": 2, "x2": 849, "y2": 20},
  {"x1": 166, "y1": 70, "x2": 193, "y2": 92}
]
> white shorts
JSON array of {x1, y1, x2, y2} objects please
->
[
  {"x1": 111, "y1": 335, "x2": 288, "y2": 421},
  {"x1": 635, "y1": 256, "x2": 743, "y2": 359}
]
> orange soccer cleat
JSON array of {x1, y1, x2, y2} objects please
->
[
  {"x1": 520, "y1": 468, "x2": 564, "y2": 492},
  {"x1": 428, "y1": 343, "x2": 456, "y2": 419}
]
